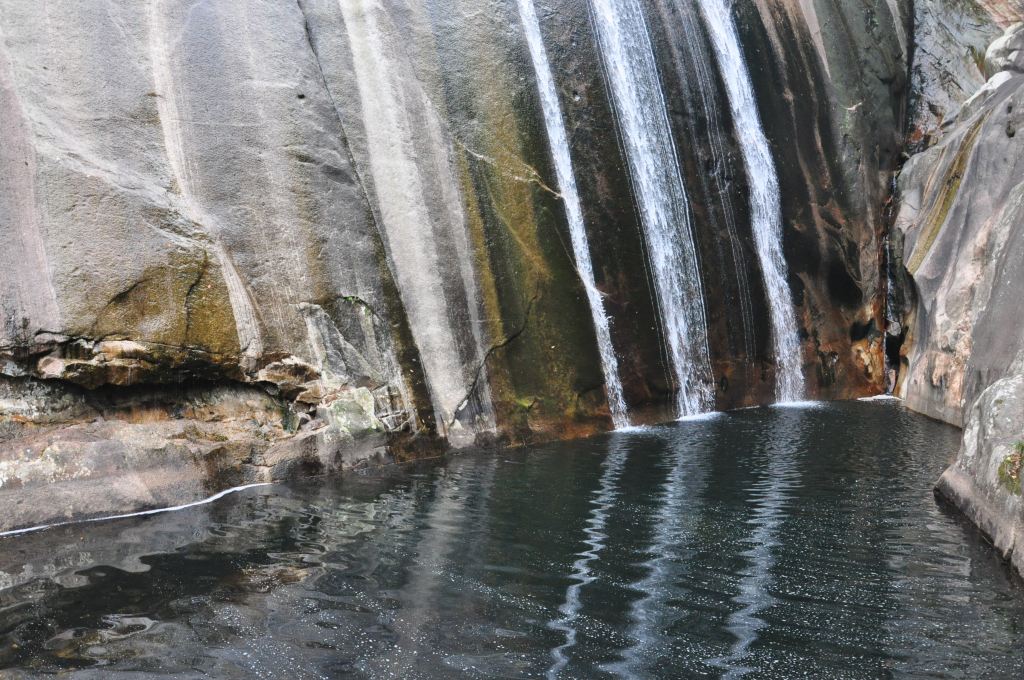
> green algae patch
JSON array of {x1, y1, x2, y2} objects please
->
[{"x1": 997, "y1": 443, "x2": 1024, "y2": 496}]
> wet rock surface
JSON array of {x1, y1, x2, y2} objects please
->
[
  {"x1": 736, "y1": 0, "x2": 906, "y2": 401},
  {"x1": 937, "y1": 366, "x2": 1024, "y2": 575},
  {"x1": 0, "y1": 377, "x2": 389, "y2": 533},
  {"x1": 0, "y1": 0, "x2": 987, "y2": 531},
  {"x1": 894, "y1": 12, "x2": 1024, "y2": 574}
]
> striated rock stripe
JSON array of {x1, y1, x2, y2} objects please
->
[
  {"x1": 0, "y1": 25, "x2": 60, "y2": 344},
  {"x1": 337, "y1": 0, "x2": 495, "y2": 445},
  {"x1": 148, "y1": 1, "x2": 264, "y2": 364}
]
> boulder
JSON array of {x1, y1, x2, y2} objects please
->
[{"x1": 936, "y1": 368, "x2": 1024, "y2": 574}]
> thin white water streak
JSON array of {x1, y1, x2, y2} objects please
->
[
  {"x1": 882, "y1": 0, "x2": 907, "y2": 57},
  {"x1": 590, "y1": 0, "x2": 714, "y2": 417},
  {"x1": 699, "y1": 0, "x2": 805, "y2": 402},
  {"x1": 674, "y1": 2, "x2": 756, "y2": 359},
  {"x1": 547, "y1": 438, "x2": 630, "y2": 678},
  {"x1": 797, "y1": 0, "x2": 831, "y2": 77},
  {"x1": 516, "y1": 0, "x2": 630, "y2": 429},
  {"x1": 882, "y1": 235, "x2": 900, "y2": 393}
]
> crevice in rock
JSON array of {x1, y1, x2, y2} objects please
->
[
  {"x1": 183, "y1": 250, "x2": 209, "y2": 343},
  {"x1": 448, "y1": 292, "x2": 539, "y2": 433},
  {"x1": 333, "y1": 293, "x2": 382, "y2": 321},
  {"x1": 453, "y1": 139, "x2": 563, "y2": 199}
]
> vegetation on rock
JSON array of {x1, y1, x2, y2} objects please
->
[{"x1": 997, "y1": 442, "x2": 1024, "y2": 495}]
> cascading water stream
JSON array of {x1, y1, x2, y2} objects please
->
[
  {"x1": 698, "y1": 0, "x2": 805, "y2": 402},
  {"x1": 673, "y1": 2, "x2": 757, "y2": 360},
  {"x1": 882, "y1": 233, "x2": 901, "y2": 393},
  {"x1": 516, "y1": 0, "x2": 630, "y2": 429},
  {"x1": 589, "y1": 0, "x2": 714, "y2": 417}
]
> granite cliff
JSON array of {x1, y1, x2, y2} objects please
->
[
  {"x1": 893, "y1": 4, "x2": 1024, "y2": 575},
  {"x1": 3, "y1": 0, "x2": 1024, "y2": 571},
  {"x1": 0, "y1": 0, "x2": 903, "y2": 532}
]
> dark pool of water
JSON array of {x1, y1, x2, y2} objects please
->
[{"x1": 1, "y1": 401, "x2": 1022, "y2": 678}]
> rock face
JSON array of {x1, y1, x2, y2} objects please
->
[
  {"x1": 0, "y1": 0, "x2": 905, "y2": 530},
  {"x1": 904, "y1": 0, "x2": 1006, "y2": 150},
  {"x1": 735, "y1": 0, "x2": 905, "y2": 399},
  {"x1": 0, "y1": 376, "x2": 388, "y2": 532},
  {"x1": 936, "y1": 367, "x2": 1024, "y2": 575},
  {"x1": 895, "y1": 65, "x2": 1024, "y2": 425},
  {"x1": 894, "y1": 10, "x2": 1024, "y2": 573},
  {"x1": 0, "y1": 0, "x2": 426, "y2": 531}
]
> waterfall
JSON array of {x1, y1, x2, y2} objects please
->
[
  {"x1": 589, "y1": 0, "x2": 714, "y2": 417},
  {"x1": 882, "y1": 234, "x2": 901, "y2": 393},
  {"x1": 516, "y1": 0, "x2": 630, "y2": 429},
  {"x1": 672, "y1": 2, "x2": 757, "y2": 359},
  {"x1": 698, "y1": 0, "x2": 805, "y2": 403}
]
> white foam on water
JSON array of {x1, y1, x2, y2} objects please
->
[
  {"x1": 677, "y1": 410, "x2": 725, "y2": 422},
  {"x1": 614, "y1": 424, "x2": 654, "y2": 434},
  {"x1": 771, "y1": 400, "x2": 825, "y2": 410}
]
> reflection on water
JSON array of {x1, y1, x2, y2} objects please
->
[
  {"x1": 1, "y1": 402, "x2": 1022, "y2": 678},
  {"x1": 608, "y1": 421, "x2": 710, "y2": 677},
  {"x1": 712, "y1": 407, "x2": 804, "y2": 678},
  {"x1": 548, "y1": 432, "x2": 631, "y2": 679}
]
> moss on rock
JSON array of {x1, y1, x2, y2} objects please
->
[{"x1": 997, "y1": 443, "x2": 1023, "y2": 495}]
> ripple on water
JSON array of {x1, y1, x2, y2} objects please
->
[{"x1": 0, "y1": 402, "x2": 1021, "y2": 678}]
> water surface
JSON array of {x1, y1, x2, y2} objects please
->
[{"x1": 1, "y1": 401, "x2": 1022, "y2": 678}]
